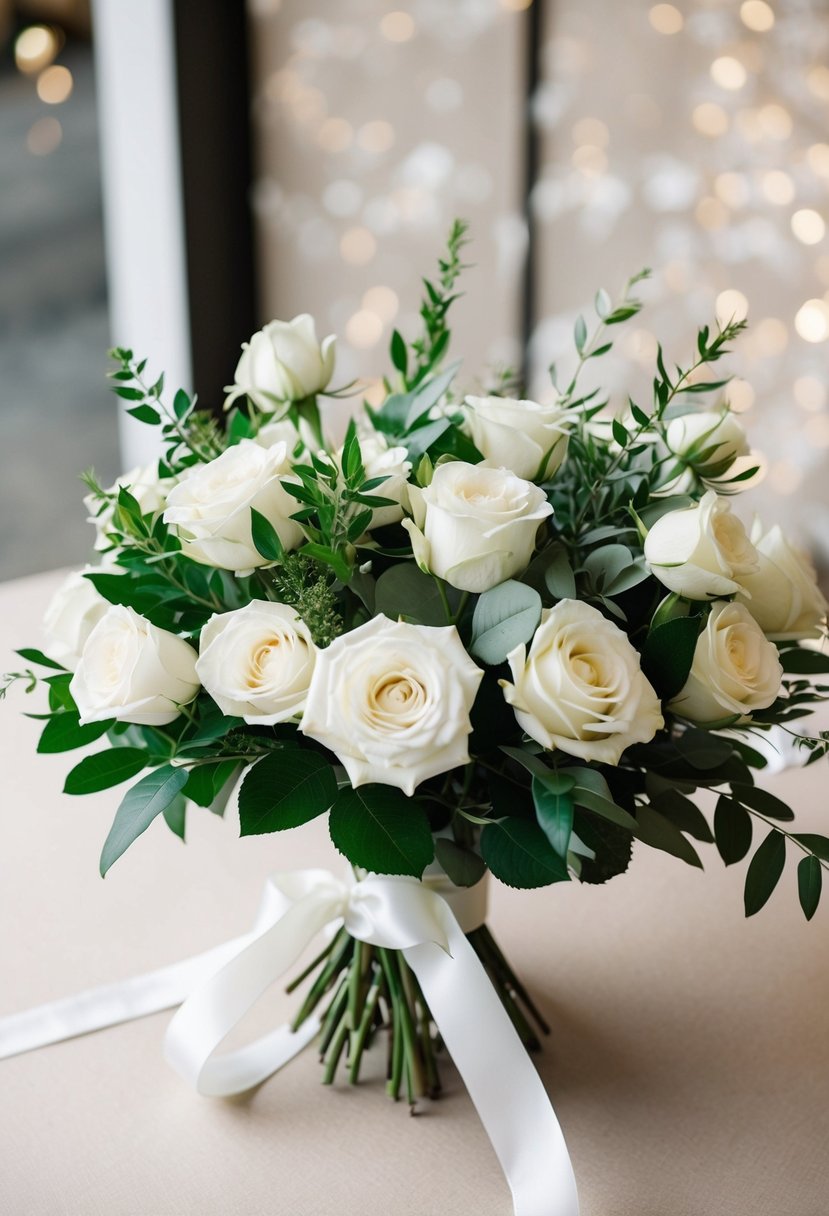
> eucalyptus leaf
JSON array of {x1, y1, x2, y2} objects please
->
[
  {"x1": 375, "y1": 563, "x2": 448, "y2": 626},
  {"x1": 100, "y1": 765, "x2": 189, "y2": 876},
  {"x1": 434, "y1": 838, "x2": 487, "y2": 887},
  {"x1": 470, "y1": 580, "x2": 542, "y2": 665},
  {"x1": 532, "y1": 777, "x2": 574, "y2": 859}
]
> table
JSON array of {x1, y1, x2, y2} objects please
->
[{"x1": 1, "y1": 569, "x2": 827, "y2": 1216}]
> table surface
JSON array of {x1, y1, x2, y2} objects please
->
[{"x1": 1, "y1": 569, "x2": 828, "y2": 1216}]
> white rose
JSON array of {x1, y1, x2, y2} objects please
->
[
  {"x1": 500, "y1": 600, "x2": 664, "y2": 765},
  {"x1": 668, "y1": 601, "x2": 782, "y2": 724},
  {"x1": 70, "y1": 605, "x2": 199, "y2": 726},
  {"x1": 42, "y1": 568, "x2": 111, "y2": 670},
  {"x1": 402, "y1": 461, "x2": 553, "y2": 594},
  {"x1": 85, "y1": 463, "x2": 170, "y2": 552},
  {"x1": 736, "y1": 523, "x2": 828, "y2": 640},
  {"x1": 196, "y1": 601, "x2": 317, "y2": 725},
  {"x1": 300, "y1": 615, "x2": 483, "y2": 795},
  {"x1": 225, "y1": 315, "x2": 336, "y2": 411},
  {"x1": 163, "y1": 439, "x2": 303, "y2": 573},
  {"x1": 464, "y1": 395, "x2": 569, "y2": 481},
  {"x1": 347, "y1": 431, "x2": 411, "y2": 529},
  {"x1": 644, "y1": 490, "x2": 758, "y2": 600},
  {"x1": 255, "y1": 417, "x2": 309, "y2": 456},
  {"x1": 656, "y1": 410, "x2": 754, "y2": 495}
]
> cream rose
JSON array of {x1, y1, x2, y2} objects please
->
[
  {"x1": 463, "y1": 395, "x2": 570, "y2": 482},
  {"x1": 656, "y1": 410, "x2": 753, "y2": 495},
  {"x1": 70, "y1": 605, "x2": 199, "y2": 727},
  {"x1": 42, "y1": 568, "x2": 111, "y2": 671},
  {"x1": 85, "y1": 463, "x2": 170, "y2": 552},
  {"x1": 163, "y1": 440, "x2": 303, "y2": 573},
  {"x1": 403, "y1": 461, "x2": 553, "y2": 594},
  {"x1": 300, "y1": 615, "x2": 484, "y2": 795},
  {"x1": 736, "y1": 523, "x2": 828, "y2": 640},
  {"x1": 196, "y1": 601, "x2": 316, "y2": 725},
  {"x1": 668, "y1": 601, "x2": 782, "y2": 724},
  {"x1": 225, "y1": 315, "x2": 336, "y2": 411},
  {"x1": 255, "y1": 416, "x2": 309, "y2": 456},
  {"x1": 500, "y1": 600, "x2": 664, "y2": 765},
  {"x1": 644, "y1": 490, "x2": 758, "y2": 600}
]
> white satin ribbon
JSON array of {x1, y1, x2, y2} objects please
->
[{"x1": 0, "y1": 870, "x2": 579, "y2": 1216}]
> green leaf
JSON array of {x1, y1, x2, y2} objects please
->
[
  {"x1": 329, "y1": 785, "x2": 434, "y2": 878},
  {"x1": 38, "y1": 713, "x2": 114, "y2": 754},
  {"x1": 238, "y1": 751, "x2": 337, "y2": 835},
  {"x1": 15, "y1": 648, "x2": 66, "y2": 671},
  {"x1": 713, "y1": 796, "x2": 753, "y2": 865},
  {"x1": 250, "y1": 508, "x2": 285, "y2": 562},
  {"x1": 470, "y1": 580, "x2": 542, "y2": 665},
  {"x1": 182, "y1": 760, "x2": 240, "y2": 809},
  {"x1": 743, "y1": 828, "x2": 785, "y2": 917},
  {"x1": 163, "y1": 795, "x2": 187, "y2": 840},
  {"x1": 481, "y1": 819, "x2": 570, "y2": 889},
  {"x1": 404, "y1": 360, "x2": 461, "y2": 430},
  {"x1": 611, "y1": 418, "x2": 629, "y2": 448},
  {"x1": 634, "y1": 804, "x2": 704, "y2": 868},
  {"x1": 100, "y1": 765, "x2": 190, "y2": 876},
  {"x1": 730, "y1": 783, "x2": 795, "y2": 822},
  {"x1": 173, "y1": 388, "x2": 191, "y2": 419},
  {"x1": 434, "y1": 837, "x2": 487, "y2": 888},
  {"x1": 574, "y1": 314, "x2": 587, "y2": 354},
  {"x1": 650, "y1": 788, "x2": 713, "y2": 842},
  {"x1": 543, "y1": 548, "x2": 576, "y2": 600},
  {"x1": 390, "y1": 329, "x2": 408, "y2": 376},
  {"x1": 641, "y1": 615, "x2": 701, "y2": 700},
  {"x1": 532, "y1": 777, "x2": 574, "y2": 859},
  {"x1": 798, "y1": 855, "x2": 822, "y2": 920},
  {"x1": 63, "y1": 748, "x2": 148, "y2": 795},
  {"x1": 126, "y1": 404, "x2": 162, "y2": 425},
  {"x1": 792, "y1": 833, "x2": 829, "y2": 862},
  {"x1": 375, "y1": 563, "x2": 448, "y2": 626},
  {"x1": 778, "y1": 647, "x2": 829, "y2": 675}
]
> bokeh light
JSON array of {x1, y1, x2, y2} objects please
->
[
  {"x1": 740, "y1": 1, "x2": 775, "y2": 33},
  {"x1": 15, "y1": 25, "x2": 59, "y2": 74},
  {"x1": 36, "y1": 65, "x2": 73, "y2": 106},
  {"x1": 795, "y1": 300, "x2": 829, "y2": 343},
  {"x1": 648, "y1": 5, "x2": 683, "y2": 35}
]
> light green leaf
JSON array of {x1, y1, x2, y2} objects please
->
[
  {"x1": 470, "y1": 580, "x2": 542, "y2": 665},
  {"x1": 100, "y1": 765, "x2": 189, "y2": 876},
  {"x1": 532, "y1": 777, "x2": 574, "y2": 859}
]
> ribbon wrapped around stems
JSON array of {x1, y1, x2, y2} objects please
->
[{"x1": 0, "y1": 869, "x2": 579, "y2": 1216}]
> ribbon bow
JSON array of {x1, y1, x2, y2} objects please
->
[{"x1": 0, "y1": 870, "x2": 579, "y2": 1216}]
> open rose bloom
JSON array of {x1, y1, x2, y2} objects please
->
[{"x1": 11, "y1": 235, "x2": 829, "y2": 1116}]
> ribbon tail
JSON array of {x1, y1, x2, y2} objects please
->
[
  {"x1": 163, "y1": 890, "x2": 342, "y2": 1097},
  {"x1": 0, "y1": 935, "x2": 248, "y2": 1061},
  {"x1": 403, "y1": 915, "x2": 580, "y2": 1216}
]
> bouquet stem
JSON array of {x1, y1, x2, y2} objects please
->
[{"x1": 289, "y1": 923, "x2": 548, "y2": 1105}]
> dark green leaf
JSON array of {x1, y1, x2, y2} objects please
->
[
  {"x1": 100, "y1": 765, "x2": 190, "y2": 876},
  {"x1": 532, "y1": 777, "x2": 574, "y2": 859},
  {"x1": 634, "y1": 804, "x2": 704, "y2": 868},
  {"x1": 390, "y1": 329, "x2": 408, "y2": 375},
  {"x1": 173, "y1": 388, "x2": 191, "y2": 419},
  {"x1": 730, "y1": 783, "x2": 795, "y2": 822},
  {"x1": 792, "y1": 833, "x2": 829, "y2": 862},
  {"x1": 543, "y1": 548, "x2": 576, "y2": 600},
  {"x1": 650, "y1": 788, "x2": 713, "y2": 842},
  {"x1": 250, "y1": 508, "x2": 285, "y2": 562},
  {"x1": 798, "y1": 855, "x2": 822, "y2": 920},
  {"x1": 126, "y1": 404, "x2": 161, "y2": 425},
  {"x1": 434, "y1": 838, "x2": 487, "y2": 888},
  {"x1": 182, "y1": 760, "x2": 240, "y2": 809},
  {"x1": 63, "y1": 748, "x2": 148, "y2": 795},
  {"x1": 238, "y1": 751, "x2": 337, "y2": 835},
  {"x1": 713, "y1": 796, "x2": 752, "y2": 865},
  {"x1": 641, "y1": 615, "x2": 701, "y2": 700},
  {"x1": 481, "y1": 819, "x2": 570, "y2": 889},
  {"x1": 329, "y1": 785, "x2": 434, "y2": 878},
  {"x1": 743, "y1": 828, "x2": 785, "y2": 917},
  {"x1": 38, "y1": 713, "x2": 113, "y2": 754},
  {"x1": 778, "y1": 648, "x2": 829, "y2": 675}
]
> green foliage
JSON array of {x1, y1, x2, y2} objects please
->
[
  {"x1": 434, "y1": 837, "x2": 487, "y2": 888},
  {"x1": 470, "y1": 580, "x2": 542, "y2": 665},
  {"x1": 266, "y1": 552, "x2": 344, "y2": 646},
  {"x1": 480, "y1": 819, "x2": 570, "y2": 889},
  {"x1": 238, "y1": 751, "x2": 337, "y2": 835},
  {"x1": 99, "y1": 765, "x2": 190, "y2": 876},
  {"x1": 63, "y1": 748, "x2": 148, "y2": 795},
  {"x1": 329, "y1": 785, "x2": 435, "y2": 878}
]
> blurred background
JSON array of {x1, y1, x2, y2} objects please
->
[{"x1": 1, "y1": 0, "x2": 828, "y2": 580}]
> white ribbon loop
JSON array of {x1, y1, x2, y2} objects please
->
[{"x1": 0, "y1": 869, "x2": 579, "y2": 1216}]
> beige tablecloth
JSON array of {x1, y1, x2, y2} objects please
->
[{"x1": 1, "y1": 570, "x2": 827, "y2": 1216}]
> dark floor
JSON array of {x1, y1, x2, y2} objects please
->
[{"x1": 0, "y1": 44, "x2": 120, "y2": 580}]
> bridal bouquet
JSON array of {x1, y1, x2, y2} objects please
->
[{"x1": 6, "y1": 223, "x2": 829, "y2": 1106}]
